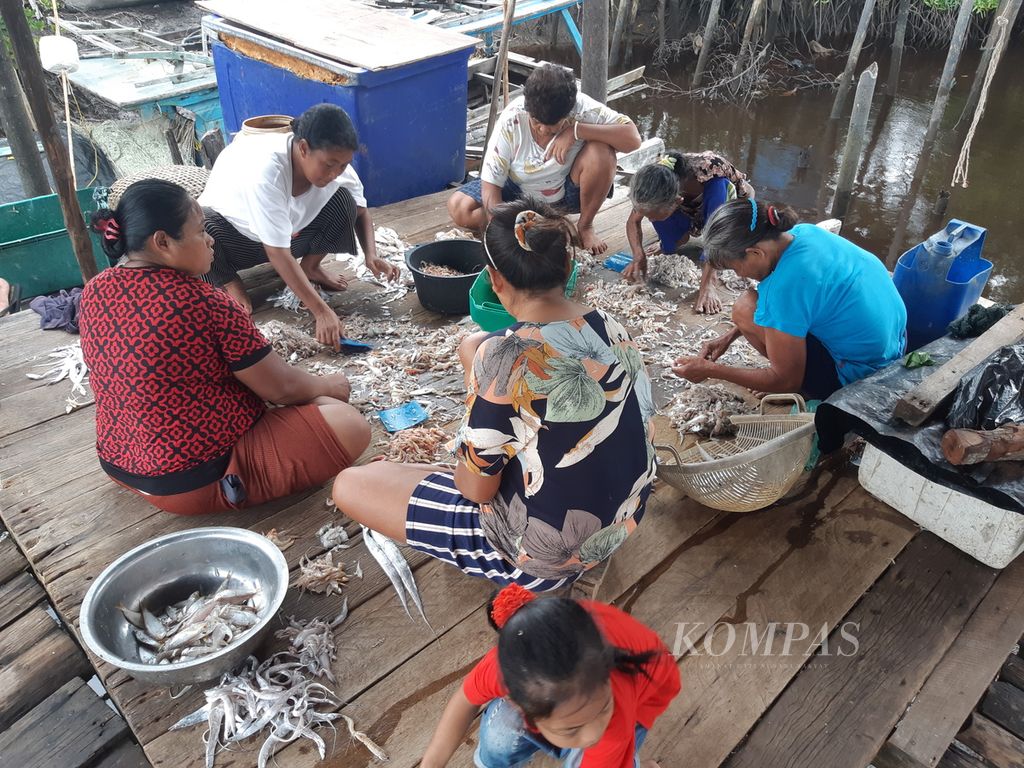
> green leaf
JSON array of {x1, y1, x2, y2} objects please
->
[
  {"x1": 904, "y1": 351, "x2": 936, "y2": 370},
  {"x1": 579, "y1": 524, "x2": 629, "y2": 564},
  {"x1": 526, "y1": 357, "x2": 606, "y2": 422}
]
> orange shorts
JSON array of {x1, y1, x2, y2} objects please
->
[{"x1": 122, "y1": 404, "x2": 352, "y2": 515}]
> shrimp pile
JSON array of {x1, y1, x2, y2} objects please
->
[
  {"x1": 257, "y1": 320, "x2": 323, "y2": 362},
  {"x1": 170, "y1": 652, "x2": 387, "y2": 767},
  {"x1": 120, "y1": 580, "x2": 261, "y2": 665},
  {"x1": 294, "y1": 551, "x2": 349, "y2": 596},
  {"x1": 418, "y1": 262, "x2": 473, "y2": 277},
  {"x1": 383, "y1": 426, "x2": 451, "y2": 463}
]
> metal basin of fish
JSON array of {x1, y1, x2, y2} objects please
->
[{"x1": 80, "y1": 527, "x2": 289, "y2": 686}]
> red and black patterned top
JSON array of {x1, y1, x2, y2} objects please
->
[{"x1": 79, "y1": 267, "x2": 270, "y2": 495}]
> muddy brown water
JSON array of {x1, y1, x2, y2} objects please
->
[{"x1": 606, "y1": 47, "x2": 1024, "y2": 304}]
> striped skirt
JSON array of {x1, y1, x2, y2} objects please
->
[
  {"x1": 202, "y1": 186, "x2": 358, "y2": 286},
  {"x1": 406, "y1": 472, "x2": 576, "y2": 593}
]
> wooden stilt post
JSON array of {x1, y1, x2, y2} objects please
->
[
  {"x1": 485, "y1": 0, "x2": 517, "y2": 146},
  {"x1": 623, "y1": 0, "x2": 640, "y2": 63},
  {"x1": 0, "y1": 30, "x2": 50, "y2": 198},
  {"x1": 960, "y1": 0, "x2": 1022, "y2": 124},
  {"x1": 733, "y1": 0, "x2": 767, "y2": 75},
  {"x1": 829, "y1": 0, "x2": 877, "y2": 119},
  {"x1": 831, "y1": 62, "x2": 878, "y2": 219},
  {"x1": 887, "y1": 0, "x2": 912, "y2": 95},
  {"x1": 0, "y1": 0, "x2": 96, "y2": 282},
  {"x1": 765, "y1": 0, "x2": 783, "y2": 44},
  {"x1": 582, "y1": 0, "x2": 609, "y2": 102},
  {"x1": 921, "y1": 0, "x2": 975, "y2": 148},
  {"x1": 692, "y1": 0, "x2": 723, "y2": 87},
  {"x1": 656, "y1": 0, "x2": 666, "y2": 53},
  {"x1": 609, "y1": 0, "x2": 631, "y2": 70}
]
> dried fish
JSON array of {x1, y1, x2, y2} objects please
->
[
  {"x1": 665, "y1": 383, "x2": 758, "y2": 439},
  {"x1": 275, "y1": 604, "x2": 344, "y2": 682},
  {"x1": 317, "y1": 522, "x2": 349, "y2": 550},
  {"x1": 362, "y1": 526, "x2": 431, "y2": 629},
  {"x1": 171, "y1": 652, "x2": 386, "y2": 767},
  {"x1": 418, "y1": 262, "x2": 474, "y2": 277},
  {"x1": 434, "y1": 228, "x2": 476, "y2": 241},
  {"x1": 262, "y1": 528, "x2": 295, "y2": 551},
  {"x1": 27, "y1": 343, "x2": 90, "y2": 411},
  {"x1": 257, "y1": 320, "x2": 324, "y2": 362},
  {"x1": 120, "y1": 581, "x2": 262, "y2": 665},
  {"x1": 294, "y1": 551, "x2": 348, "y2": 595},
  {"x1": 383, "y1": 426, "x2": 450, "y2": 463},
  {"x1": 647, "y1": 253, "x2": 701, "y2": 291},
  {"x1": 268, "y1": 285, "x2": 331, "y2": 314}
]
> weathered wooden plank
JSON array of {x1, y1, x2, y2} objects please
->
[
  {"x1": 1002, "y1": 654, "x2": 1024, "y2": 691},
  {"x1": 143, "y1": 558, "x2": 493, "y2": 766},
  {"x1": 0, "y1": 606, "x2": 92, "y2": 729},
  {"x1": 725, "y1": 534, "x2": 997, "y2": 768},
  {"x1": 93, "y1": 740, "x2": 153, "y2": 768},
  {"x1": 0, "y1": 677, "x2": 128, "y2": 768},
  {"x1": 637, "y1": 484, "x2": 916, "y2": 768},
  {"x1": 894, "y1": 304, "x2": 1024, "y2": 426},
  {"x1": 981, "y1": 681, "x2": 1024, "y2": 741},
  {"x1": 0, "y1": 571, "x2": 45, "y2": 631},
  {"x1": 957, "y1": 712, "x2": 1024, "y2": 768},
  {"x1": 889, "y1": 554, "x2": 1024, "y2": 765},
  {"x1": 0, "y1": 533, "x2": 26, "y2": 583},
  {"x1": 937, "y1": 743, "x2": 992, "y2": 768},
  {"x1": 873, "y1": 743, "x2": 932, "y2": 768}
]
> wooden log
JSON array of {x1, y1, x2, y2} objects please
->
[
  {"x1": 831, "y1": 62, "x2": 878, "y2": 219},
  {"x1": 582, "y1": 0, "x2": 609, "y2": 103},
  {"x1": 199, "y1": 128, "x2": 225, "y2": 169},
  {"x1": 920, "y1": 0, "x2": 976, "y2": 149},
  {"x1": 0, "y1": 0, "x2": 98, "y2": 283},
  {"x1": 0, "y1": 677, "x2": 129, "y2": 768},
  {"x1": 893, "y1": 304, "x2": 1024, "y2": 426},
  {"x1": 960, "y1": 0, "x2": 1022, "y2": 125},
  {"x1": 981, "y1": 681, "x2": 1024, "y2": 741},
  {"x1": 692, "y1": 0, "x2": 723, "y2": 87},
  {"x1": 887, "y1": 0, "x2": 912, "y2": 95},
  {"x1": 829, "y1": 0, "x2": 877, "y2": 119},
  {"x1": 887, "y1": 554, "x2": 1024, "y2": 766},
  {"x1": 941, "y1": 424, "x2": 1024, "y2": 465},
  {"x1": 732, "y1": 0, "x2": 767, "y2": 76},
  {"x1": 0, "y1": 32, "x2": 50, "y2": 198},
  {"x1": 958, "y1": 712, "x2": 1024, "y2": 768},
  {"x1": 484, "y1": 0, "x2": 517, "y2": 148}
]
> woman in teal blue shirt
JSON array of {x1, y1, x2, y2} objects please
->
[{"x1": 672, "y1": 199, "x2": 907, "y2": 399}]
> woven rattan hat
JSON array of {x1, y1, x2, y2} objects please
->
[{"x1": 108, "y1": 165, "x2": 210, "y2": 209}]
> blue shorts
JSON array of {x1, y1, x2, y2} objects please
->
[
  {"x1": 456, "y1": 177, "x2": 594, "y2": 215},
  {"x1": 405, "y1": 472, "x2": 575, "y2": 592},
  {"x1": 652, "y1": 210, "x2": 705, "y2": 262}
]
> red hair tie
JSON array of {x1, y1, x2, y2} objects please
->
[
  {"x1": 767, "y1": 205, "x2": 779, "y2": 227},
  {"x1": 101, "y1": 218, "x2": 121, "y2": 242},
  {"x1": 491, "y1": 583, "x2": 536, "y2": 629}
]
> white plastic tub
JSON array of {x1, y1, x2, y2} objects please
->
[{"x1": 858, "y1": 443, "x2": 1024, "y2": 569}]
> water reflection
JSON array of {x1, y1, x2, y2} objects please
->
[{"x1": 615, "y1": 47, "x2": 1024, "y2": 302}]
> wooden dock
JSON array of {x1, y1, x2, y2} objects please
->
[{"x1": 1, "y1": 188, "x2": 1023, "y2": 768}]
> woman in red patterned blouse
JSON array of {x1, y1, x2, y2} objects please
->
[{"x1": 79, "y1": 179, "x2": 370, "y2": 515}]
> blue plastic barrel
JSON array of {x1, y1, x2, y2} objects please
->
[
  {"x1": 892, "y1": 219, "x2": 992, "y2": 350},
  {"x1": 205, "y1": 18, "x2": 473, "y2": 207}
]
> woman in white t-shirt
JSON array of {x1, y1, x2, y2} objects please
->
[
  {"x1": 448, "y1": 64, "x2": 642, "y2": 255},
  {"x1": 199, "y1": 104, "x2": 398, "y2": 347}
]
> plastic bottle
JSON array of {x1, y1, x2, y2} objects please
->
[{"x1": 920, "y1": 238, "x2": 954, "y2": 280}]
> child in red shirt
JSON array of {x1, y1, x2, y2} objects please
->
[{"x1": 421, "y1": 584, "x2": 681, "y2": 768}]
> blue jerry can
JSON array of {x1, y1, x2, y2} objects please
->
[{"x1": 892, "y1": 219, "x2": 992, "y2": 350}]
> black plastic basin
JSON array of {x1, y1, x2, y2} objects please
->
[{"x1": 406, "y1": 240, "x2": 486, "y2": 315}]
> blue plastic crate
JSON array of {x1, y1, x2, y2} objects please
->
[{"x1": 206, "y1": 18, "x2": 472, "y2": 207}]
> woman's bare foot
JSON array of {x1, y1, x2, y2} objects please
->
[
  {"x1": 578, "y1": 224, "x2": 608, "y2": 255},
  {"x1": 301, "y1": 260, "x2": 348, "y2": 292},
  {"x1": 695, "y1": 282, "x2": 724, "y2": 315},
  {"x1": 223, "y1": 279, "x2": 253, "y2": 314}
]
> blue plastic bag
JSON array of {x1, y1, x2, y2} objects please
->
[
  {"x1": 338, "y1": 336, "x2": 375, "y2": 353},
  {"x1": 377, "y1": 401, "x2": 430, "y2": 432},
  {"x1": 603, "y1": 251, "x2": 633, "y2": 272}
]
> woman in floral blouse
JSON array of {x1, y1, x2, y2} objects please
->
[{"x1": 333, "y1": 199, "x2": 657, "y2": 591}]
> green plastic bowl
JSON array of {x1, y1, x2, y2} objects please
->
[{"x1": 469, "y1": 261, "x2": 580, "y2": 332}]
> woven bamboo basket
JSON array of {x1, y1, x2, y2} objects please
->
[{"x1": 656, "y1": 394, "x2": 816, "y2": 513}]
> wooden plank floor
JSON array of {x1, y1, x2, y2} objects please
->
[{"x1": 1, "y1": 188, "x2": 1021, "y2": 768}]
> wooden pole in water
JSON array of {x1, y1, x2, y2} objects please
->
[
  {"x1": 485, "y1": 0, "x2": 517, "y2": 146},
  {"x1": 921, "y1": 0, "x2": 975, "y2": 148},
  {"x1": 765, "y1": 0, "x2": 783, "y2": 44},
  {"x1": 692, "y1": 0, "x2": 723, "y2": 87},
  {"x1": 831, "y1": 62, "x2": 878, "y2": 219},
  {"x1": 887, "y1": 0, "x2": 912, "y2": 95},
  {"x1": 733, "y1": 0, "x2": 767, "y2": 75},
  {"x1": 960, "y1": 0, "x2": 1022, "y2": 124},
  {"x1": 656, "y1": 0, "x2": 666, "y2": 53},
  {"x1": 623, "y1": 0, "x2": 640, "y2": 63},
  {"x1": 582, "y1": 0, "x2": 609, "y2": 102},
  {"x1": 829, "y1": 0, "x2": 877, "y2": 119},
  {"x1": 609, "y1": 0, "x2": 632, "y2": 70},
  {"x1": 0, "y1": 28, "x2": 50, "y2": 198},
  {"x1": 0, "y1": 0, "x2": 96, "y2": 281}
]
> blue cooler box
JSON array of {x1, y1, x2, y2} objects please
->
[{"x1": 203, "y1": 15, "x2": 473, "y2": 207}]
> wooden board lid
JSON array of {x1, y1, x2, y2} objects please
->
[{"x1": 197, "y1": 0, "x2": 477, "y2": 71}]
